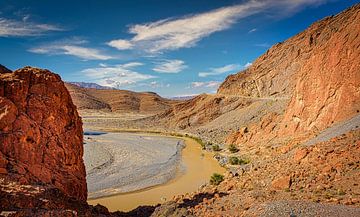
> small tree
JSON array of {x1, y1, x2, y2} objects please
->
[
  {"x1": 228, "y1": 144, "x2": 239, "y2": 153},
  {"x1": 210, "y1": 173, "x2": 224, "y2": 185},
  {"x1": 212, "y1": 144, "x2": 221, "y2": 152}
]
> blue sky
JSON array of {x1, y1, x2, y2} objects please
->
[{"x1": 0, "y1": 0, "x2": 358, "y2": 97}]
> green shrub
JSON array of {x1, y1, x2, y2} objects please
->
[
  {"x1": 228, "y1": 156, "x2": 250, "y2": 165},
  {"x1": 228, "y1": 144, "x2": 239, "y2": 153},
  {"x1": 210, "y1": 173, "x2": 224, "y2": 185},
  {"x1": 212, "y1": 144, "x2": 221, "y2": 152}
]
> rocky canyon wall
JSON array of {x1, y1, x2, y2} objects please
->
[{"x1": 224, "y1": 4, "x2": 360, "y2": 144}]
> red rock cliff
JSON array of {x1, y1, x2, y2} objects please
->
[
  {"x1": 222, "y1": 4, "x2": 360, "y2": 144},
  {"x1": 0, "y1": 66, "x2": 87, "y2": 201},
  {"x1": 280, "y1": 5, "x2": 360, "y2": 134}
]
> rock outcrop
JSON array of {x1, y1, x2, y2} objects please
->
[{"x1": 0, "y1": 66, "x2": 87, "y2": 201}]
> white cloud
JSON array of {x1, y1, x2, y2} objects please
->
[
  {"x1": 107, "y1": 39, "x2": 133, "y2": 50},
  {"x1": 149, "y1": 81, "x2": 159, "y2": 88},
  {"x1": 199, "y1": 63, "x2": 241, "y2": 77},
  {"x1": 108, "y1": 0, "x2": 329, "y2": 53},
  {"x1": 146, "y1": 81, "x2": 171, "y2": 88},
  {"x1": 29, "y1": 39, "x2": 113, "y2": 60},
  {"x1": 153, "y1": 59, "x2": 187, "y2": 73},
  {"x1": 82, "y1": 62, "x2": 155, "y2": 88},
  {"x1": 191, "y1": 81, "x2": 221, "y2": 88},
  {"x1": 122, "y1": 62, "x2": 143, "y2": 68},
  {"x1": 0, "y1": 17, "x2": 63, "y2": 37},
  {"x1": 248, "y1": 28, "x2": 257, "y2": 33},
  {"x1": 244, "y1": 62, "x2": 252, "y2": 68},
  {"x1": 108, "y1": 2, "x2": 264, "y2": 53}
]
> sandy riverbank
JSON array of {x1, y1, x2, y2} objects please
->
[
  {"x1": 84, "y1": 132, "x2": 185, "y2": 199},
  {"x1": 86, "y1": 133, "x2": 225, "y2": 211}
]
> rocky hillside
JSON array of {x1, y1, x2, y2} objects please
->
[
  {"x1": 130, "y1": 4, "x2": 359, "y2": 146},
  {"x1": 65, "y1": 83, "x2": 112, "y2": 112},
  {"x1": 65, "y1": 83, "x2": 179, "y2": 114},
  {"x1": 226, "y1": 3, "x2": 360, "y2": 146},
  {"x1": 280, "y1": 5, "x2": 360, "y2": 135},
  {"x1": 147, "y1": 4, "x2": 360, "y2": 216},
  {"x1": 217, "y1": 4, "x2": 359, "y2": 102}
]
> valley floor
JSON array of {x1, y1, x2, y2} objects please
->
[
  {"x1": 80, "y1": 111, "x2": 360, "y2": 216},
  {"x1": 83, "y1": 129, "x2": 224, "y2": 212},
  {"x1": 84, "y1": 132, "x2": 184, "y2": 199}
]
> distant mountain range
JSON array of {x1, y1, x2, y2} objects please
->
[
  {"x1": 169, "y1": 95, "x2": 197, "y2": 100},
  {"x1": 67, "y1": 82, "x2": 115, "y2": 90}
]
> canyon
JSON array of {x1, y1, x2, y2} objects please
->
[{"x1": 1, "y1": 3, "x2": 360, "y2": 217}]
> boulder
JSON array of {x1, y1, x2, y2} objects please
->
[{"x1": 0, "y1": 66, "x2": 87, "y2": 201}]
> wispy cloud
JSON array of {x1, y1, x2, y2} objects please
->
[
  {"x1": 248, "y1": 28, "x2": 257, "y2": 33},
  {"x1": 152, "y1": 59, "x2": 187, "y2": 73},
  {"x1": 108, "y1": 2, "x2": 265, "y2": 53},
  {"x1": 244, "y1": 62, "x2": 252, "y2": 68},
  {"x1": 82, "y1": 62, "x2": 155, "y2": 88},
  {"x1": 29, "y1": 38, "x2": 113, "y2": 60},
  {"x1": 0, "y1": 17, "x2": 63, "y2": 37},
  {"x1": 190, "y1": 81, "x2": 221, "y2": 88},
  {"x1": 198, "y1": 63, "x2": 241, "y2": 77},
  {"x1": 255, "y1": 43, "x2": 272, "y2": 48},
  {"x1": 145, "y1": 81, "x2": 171, "y2": 88},
  {"x1": 107, "y1": 39, "x2": 133, "y2": 50},
  {"x1": 108, "y1": 0, "x2": 329, "y2": 53}
]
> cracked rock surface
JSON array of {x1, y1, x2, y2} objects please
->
[{"x1": 0, "y1": 66, "x2": 87, "y2": 201}]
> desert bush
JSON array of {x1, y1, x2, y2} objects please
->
[
  {"x1": 210, "y1": 173, "x2": 224, "y2": 185},
  {"x1": 212, "y1": 144, "x2": 221, "y2": 152},
  {"x1": 228, "y1": 156, "x2": 250, "y2": 165},
  {"x1": 228, "y1": 144, "x2": 239, "y2": 153}
]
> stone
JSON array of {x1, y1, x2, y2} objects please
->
[
  {"x1": 294, "y1": 148, "x2": 309, "y2": 162},
  {"x1": 271, "y1": 176, "x2": 291, "y2": 190}
]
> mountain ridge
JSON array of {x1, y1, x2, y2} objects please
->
[{"x1": 65, "y1": 82, "x2": 180, "y2": 114}]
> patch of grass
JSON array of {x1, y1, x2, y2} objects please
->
[
  {"x1": 228, "y1": 144, "x2": 239, "y2": 153},
  {"x1": 212, "y1": 144, "x2": 221, "y2": 152},
  {"x1": 210, "y1": 173, "x2": 224, "y2": 185},
  {"x1": 170, "y1": 132, "x2": 184, "y2": 137},
  {"x1": 228, "y1": 156, "x2": 250, "y2": 165}
]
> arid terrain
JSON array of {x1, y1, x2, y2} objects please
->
[
  {"x1": 65, "y1": 82, "x2": 180, "y2": 115},
  {"x1": 1, "y1": 3, "x2": 360, "y2": 217}
]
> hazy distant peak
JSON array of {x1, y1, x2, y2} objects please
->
[{"x1": 67, "y1": 82, "x2": 115, "y2": 90}]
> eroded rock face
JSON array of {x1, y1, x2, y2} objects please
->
[
  {"x1": 224, "y1": 4, "x2": 360, "y2": 144},
  {"x1": 218, "y1": 4, "x2": 359, "y2": 103},
  {"x1": 0, "y1": 66, "x2": 87, "y2": 201},
  {"x1": 280, "y1": 5, "x2": 360, "y2": 134}
]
